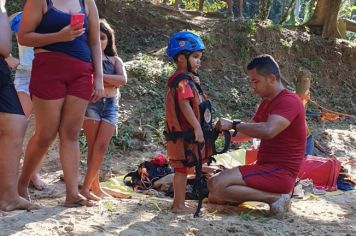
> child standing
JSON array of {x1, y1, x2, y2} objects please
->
[
  {"x1": 165, "y1": 31, "x2": 206, "y2": 213},
  {"x1": 80, "y1": 19, "x2": 128, "y2": 200}
]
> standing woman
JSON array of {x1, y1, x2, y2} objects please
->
[
  {"x1": 80, "y1": 19, "x2": 127, "y2": 200},
  {"x1": 5, "y1": 12, "x2": 47, "y2": 191},
  {"x1": 0, "y1": 0, "x2": 36, "y2": 215},
  {"x1": 18, "y1": 0, "x2": 104, "y2": 207}
]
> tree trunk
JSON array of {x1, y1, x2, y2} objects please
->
[
  {"x1": 306, "y1": 0, "x2": 342, "y2": 40},
  {"x1": 258, "y1": 0, "x2": 273, "y2": 20},
  {"x1": 279, "y1": 0, "x2": 297, "y2": 24},
  {"x1": 295, "y1": 69, "x2": 312, "y2": 109},
  {"x1": 198, "y1": 0, "x2": 203, "y2": 11}
]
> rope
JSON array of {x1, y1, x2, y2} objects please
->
[{"x1": 309, "y1": 99, "x2": 356, "y2": 120}]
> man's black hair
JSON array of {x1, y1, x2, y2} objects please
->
[{"x1": 246, "y1": 54, "x2": 281, "y2": 81}]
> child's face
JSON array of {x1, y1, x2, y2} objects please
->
[
  {"x1": 100, "y1": 32, "x2": 108, "y2": 52},
  {"x1": 188, "y1": 51, "x2": 202, "y2": 73}
]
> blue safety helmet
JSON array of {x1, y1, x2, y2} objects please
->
[
  {"x1": 166, "y1": 31, "x2": 205, "y2": 58},
  {"x1": 10, "y1": 12, "x2": 22, "y2": 33}
]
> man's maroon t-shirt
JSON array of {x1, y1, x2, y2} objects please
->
[{"x1": 252, "y1": 89, "x2": 307, "y2": 177}]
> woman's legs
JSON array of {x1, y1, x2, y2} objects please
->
[
  {"x1": 81, "y1": 119, "x2": 101, "y2": 200},
  {"x1": 58, "y1": 95, "x2": 93, "y2": 206},
  {"x1": 18, "y1": 96, "x2": 63, "y2": 200},
  {"x1": 0, "y1": 112, "x2": 32, "y2": 211},
  {"x1": 17, "y1": 92, "x2": 46, "y2": 191},
  {"x1": 17, "y1": 92, "x2": 32, "y2": 118},
  {"x1": 81, "y1": 120, "x2": 116, "y2": 200}
]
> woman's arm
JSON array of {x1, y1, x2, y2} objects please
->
[
  {"x1": 18, "y1": 0, "x2": 85, "y2": 47},
  {"x1": 0, "y1": 1, "x2": 11, "y2": 57},
  {"x1": 86, "y1": 0, "x2": 104, "y2": 102},
  {"x1": 104, "y1": 56, "x2": 127, "y2": 88}
]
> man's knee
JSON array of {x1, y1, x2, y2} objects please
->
[
  {"x1": 208, "y1": 167, "x2": 244, "y2": 191},
  {"x1": 207, "y1": 173, "x2": 224, "y2": 193}
]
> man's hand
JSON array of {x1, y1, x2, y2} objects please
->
[{"x1": 218, "y1": 117, "x2": 233, "y2": 131}]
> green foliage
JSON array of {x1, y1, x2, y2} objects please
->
[
  {"x1": 280, "y1": 38, "x2": 293, "y2": 49},
  {"x1": 339, "y1": 0, "x2": 353, "y2": 19},
  {"x1": 240, "y1": 19, "x2": 258, "y2": 33},
  {"x1": 234, "y1": 34, "x2": 249, "y2": 63},
  {"x1": 346, "y1": 32, "x2": 356, "y2": 43},
  {"x1": 298, "y1": 57, "x2": 322, "y2": 72},
  {"x1": 5, "y1": 0, "x2": 22, "y2": 15},
  {"x1": 112, "y1": 122, "x2": 135, "y2": 151},
  {"x1": 259, "y1": 19, "x2": 282, "y2": 32},
  {"x1": 201, "y1": 34, "x2": 216, "y2": 47}
]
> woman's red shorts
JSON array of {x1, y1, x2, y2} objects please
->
[{"x1": 30, "y1": 52, "x2": 93, "y2": 100}]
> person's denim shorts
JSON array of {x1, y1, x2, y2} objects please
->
[
  {"x1": 84, "y1": 96, "x2": 119, "y2": 126},
  {"x1": 14, "y1": 69, "x2": 31, "y2": 95}
]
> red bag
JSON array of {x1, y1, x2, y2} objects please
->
[{"x1": 297, "y1": 156, "x2": 341, "y2": 191}]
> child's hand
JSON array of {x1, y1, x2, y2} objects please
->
[
  {"x1": 5, "y1": 55, "x2": 19, "y2": 70},
  {"x1": 194, "y1": 127, "x2": 204, "y2": 143},
  {"x1": 192, "y1": 75, "x2": 200, "y2": 85}
]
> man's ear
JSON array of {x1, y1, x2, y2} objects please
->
[{"x1": 267, "y1": 74, "x2": 277, "y2": 83}]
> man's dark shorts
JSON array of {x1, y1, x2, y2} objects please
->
[{"x1": 0, "y1": 58, "x2": 24, "y2": 115}]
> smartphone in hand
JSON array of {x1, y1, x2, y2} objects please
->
[{"x1": 70, "y1": 13, "x2": 85, "y2": 28}]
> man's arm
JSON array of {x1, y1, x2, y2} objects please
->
[
  {"x1": 0, "y1": 0, "x2": 11, "y2": 57},
  {"x1": 235, "y1": 114, "x2": 291, "y2": 140}
]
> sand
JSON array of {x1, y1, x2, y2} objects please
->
[{"x1": 0, "y1": 119, "x2": 355, "y2": 236}]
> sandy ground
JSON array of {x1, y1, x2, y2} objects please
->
[{"x1": 0, "y1": 119, "x2": 355, "y2": 236}]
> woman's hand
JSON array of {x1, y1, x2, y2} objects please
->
[
  {"x1": 58, "y1": 24, "x2": 85, "y2": 42},
  {"x1": 91, "y1": 77, "x2": 104, "y2": 103}
]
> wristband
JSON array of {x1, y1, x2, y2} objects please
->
[{"x1": 232, "y1": 120, "x2": 241, "y2": 137}]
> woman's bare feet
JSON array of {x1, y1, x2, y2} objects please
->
[
  {"x1": 64, "y1": 194, "x2": 95, "y2": 208},
  {"x1": 91, "y1": 187, "x2": 111, "y2": 199},
  {"x1": 0, "y1": 196, "x2": 40, "y2": 212},
  {"x1": 0, "y1": 210, "x2": 8, "y2": 217},
  {"x1": 30, "y1": 174, "x2": 47, "y2": 191},
  {"x1": 80, "y1": 189, "x2": 101, "y2": 201},
  {"x1": 99, "y1": 187, "x2": 132, "y2": 199},
  {"x1": 18, "y1": 184, "x2": 30, "y2": 201}
]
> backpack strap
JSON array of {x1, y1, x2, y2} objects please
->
[
  {"x1": 123, "y1": 171, "x2": 138, "y2": 187},
  {"x1": 169, "y1": 73, "x2": 192, "y2": 88},
  {"x1": 169, "y1": 72, "x2": 205, "y2": 95}
]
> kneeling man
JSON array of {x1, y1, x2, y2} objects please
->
[{"x1": 208, "y1": 55, "x2": 306, "y2": 218}]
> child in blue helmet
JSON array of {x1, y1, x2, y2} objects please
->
[{"x1": 165, "y1": 31, "x2": 205, "y2": 213}]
